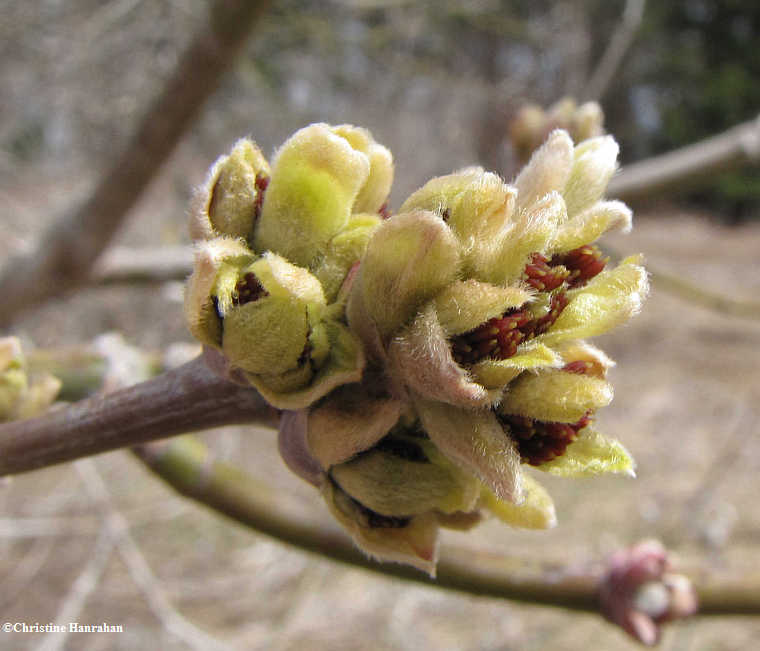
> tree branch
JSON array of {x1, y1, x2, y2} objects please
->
[
  {"x1": 581, "y1": 0, "x2": 646, "y2": 101},
  {"x1": 609, "y1": 115, "x2": 760, "y2": 204},
  {"x1": 0, "y1": 355, "x2": 277, "y2": 477},
  {"x1": 134, "y1": 435, "x2": 601, "y2": 612},
  {"x1": 134, "y1": 435, "x2": 760, "y2": 617},
  {"x1": 0, "y1": 0, "x2": 271, "y2": 326}
]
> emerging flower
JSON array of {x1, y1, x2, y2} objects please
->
[
  {"x1": 343, "y1": 130, "x2": 645, "y2": 508},
  {"x1": 187, "y1": 123, "x2": 647, "y2": 574},
  {"x1": 0, "y1": 337, "x2": 61, "y2": 422},
  {"x1": 185, "y1": 124, "x2": 393, "y2": 408},
  {"x1": 510, "y1": 97, "x2": 604, "y2": 163}
]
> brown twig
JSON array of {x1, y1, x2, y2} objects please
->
[
  {"x1": 0, "y1": 355, "x2": 277, "y2": 477},
  {"x1": 0, "y1": 0, "x2": 271, "y2": 327},
  {"x1": 609, "y1": 115, "x2": 760, "y2": 204}
]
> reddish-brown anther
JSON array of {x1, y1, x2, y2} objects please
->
[
  {"x1": 451, "y1": 310, "x2": 532, "y2": 364},
  {"x1": 232, "y1": 272, "x2": 268, "y2": 306},
  {"x1": 528, "y1": 291, "x2": 569, "y2": 337},
  {"x1": 523, "y1": 253, "x2": 570, "y2": 291},
  {"x1": 500, "y1": 411, "x2": 593, "y2": 466},
  {"x1": 552, "y1": 244, "x2": 608, "y2": 288},
  {"x1": 379, "y1": 201, "x2": 392, "y2": 219},
  {"x1": 252, "y1": 172, "x2": 270, "y2": 224},
  {"x1": 562, "y1": 360, "x2": 594, "y2": 375}
]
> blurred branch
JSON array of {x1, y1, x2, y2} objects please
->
[
  {"x1": 582, "y1": 0, "x2": 646, "y2": 101},
  {"x1": 0, "y1": 355, "x2": 277, "y2": 477},
  {"x1": 93, "y1": 244, "x2": 194, "y2": 285},
  {"x1": 0, "y1": 0, "x2": 271, "y2": 327},
  {"x1": 89, "y1": 241, "x2": 760, "y2": 320},
  {"x1": 135, "y1": 435, "x2": 760, "y2": 617},
  {"x1": 609, "y1": 115, "x2": 760, "y2": 204},
  {"x1": 647, "y1": 266, "x2": 760, "y2": 319},
  {"x1": 134, "y1": 435, "x2": 601, "y2": 612}
]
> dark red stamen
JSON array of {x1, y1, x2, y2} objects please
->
[
  {"x1": 529, "y1": 291, "x2": 569, "y2": 337},
  {"x1": 451, "y1": 243, "x2": 607, "y2": 366},
  {"x1": 551, "y1": 244, "x2": 608, "y2": 288},
  {"x1": 523, "y1": 252, "x2": 569, "y2": 292},
  {"x1": 452, "y1": 310, "x2": 531, "y2": 364},
  {"x1": 500, "y1": 411, "x2": 592, "y2": 466},
  {"x1": 232, "y1": 272, "x2": 268, "y2": 306},
  {"x1": 379, "y1": 201, "x2": 392, "y2": 219}
]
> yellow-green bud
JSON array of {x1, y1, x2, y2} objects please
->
[
  {"x1": 190, "y1": 139, "x2": 271, "y2": 242},
  {"x1": 254, "y1": 124, "x2": 389, "y2": 269},
  {"x1": 215, "y1": 252, "x2": 326, "y2": 377}
]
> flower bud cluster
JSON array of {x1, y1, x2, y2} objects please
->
[
  {"x1": 185, "y1": 125, "x2": 393, "y2": 409},
  {"x1": 186, "y1": 123, "x2": 647, "y2": 574}
]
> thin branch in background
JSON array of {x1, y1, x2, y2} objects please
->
[
  {"x1": 75, "y1": 458, "x2": 232, "y2": 651},
  {"x1": 604, "y1": 245, "x2": 760, "y2": 320},
  {"x1": 0, "y1": 499, "x2": 188, "y2": 539},
  {"x1": 647, "y1": 266, "x2": 760, "y2": 319},
  {"x1": 661, "y1": 397, "x2": 751, "y2": 548},
  {"x1": 0, "y1": 0, "x2": 271, "y2": 327},
  {"x1": 609, "y1": 114, "x2": 760, "y2": 204},
  {"x1": 0, "y1": 475, "x2": 80, "y2": 611},
  {"x1": 0, "y1": 355, "x2": 277, "y2": 478},
  {"x1": 581, "y1": 0, "x2": 646, "y2": 101}
]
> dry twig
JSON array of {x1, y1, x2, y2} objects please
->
[{"x1": 35, "y1": 524, "x2": 114, "y2": 651}]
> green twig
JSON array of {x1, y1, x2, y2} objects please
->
[
  {"x1": 135, "y1": 435, "x2": 760, "y2": 617},
  {"x1": 134, "y1": 435, "x2": 600, "y2": 612}
]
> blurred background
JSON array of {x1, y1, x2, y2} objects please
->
[{"x1": 1, "y1": 1, "x2": 759, "y2": 649}]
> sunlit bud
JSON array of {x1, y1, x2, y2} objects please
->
[
  {"x1": 190, "y1": 138, "x2": 270, "y2": 242},
  {"x1": 331, "y1": 124, "x2": 394, "y2": 214}
]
